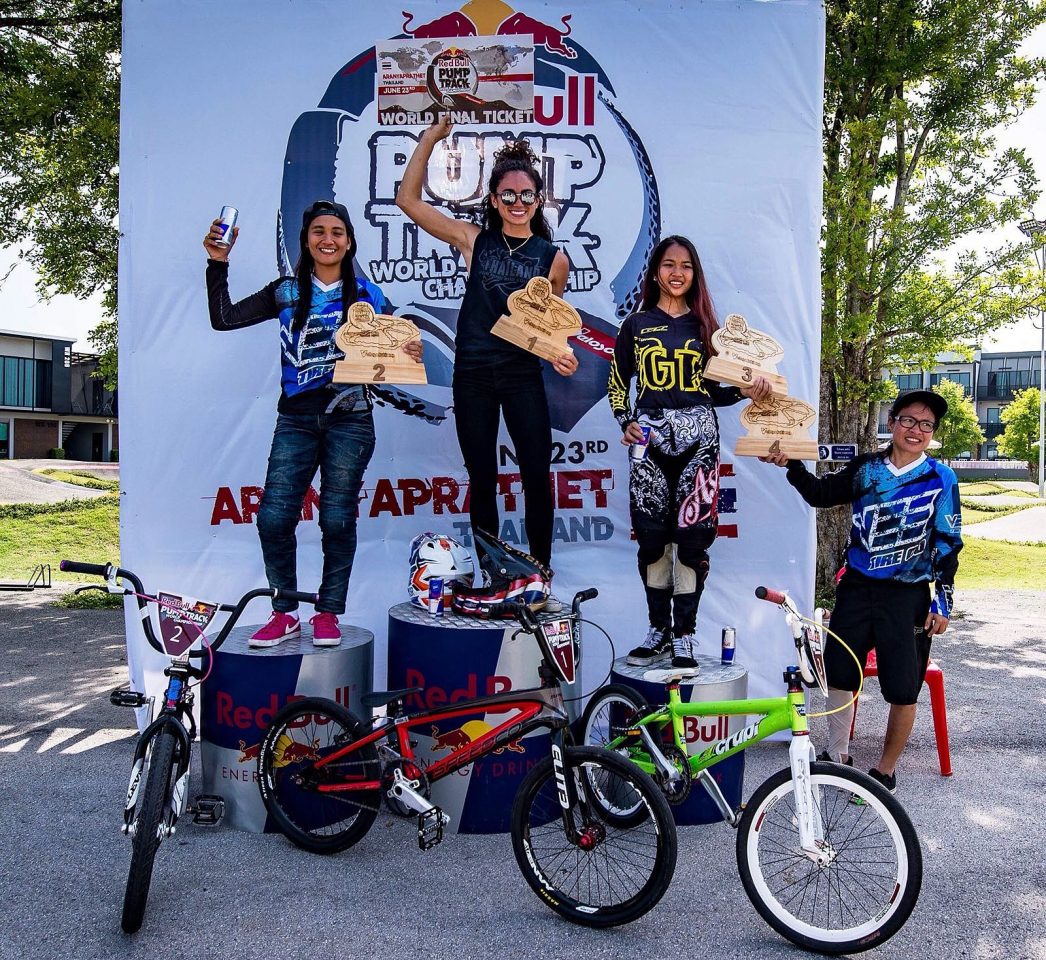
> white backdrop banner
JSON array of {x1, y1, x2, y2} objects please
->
[{"x1": 119, "y1": 0, "x2": 825, "y2": 705}]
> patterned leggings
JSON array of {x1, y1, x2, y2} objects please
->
[{"x1": 629, "y1": 405, "x2": 721, "y2": 637}]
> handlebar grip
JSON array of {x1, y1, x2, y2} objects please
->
[
  {"x1": 755, "y1": 586, "x2": 787, "y2": 605},
  {"x1": 276, "y1": 589, "x2": 320, "y2": 605},
  {"x1": 60, "y1": 560, "x2": 110, "y2": 576},
  {"x1": 573, "y1": 588, "x2": 598, "y2": 603}
]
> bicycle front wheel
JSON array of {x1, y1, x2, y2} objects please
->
[
  {"x1": 736, "y1": 762, "x2": 922, "y2": 954},
  {"x1": 511, "y1": 745, "x2": 677, "y2": 928},
  {"x1": 122, "y1": 727, "x2": 177, "y2": 933},
  {"x1": 258, "y1": 697, "x2": 380, "y2": 854}
]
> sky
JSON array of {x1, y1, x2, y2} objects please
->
[{"x1": 0, "y1": 23, "x2": 1044, "y2": 355}]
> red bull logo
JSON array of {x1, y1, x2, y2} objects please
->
[
  {"x1": 403, "y1": 668, "x2": 511, "y2": 711},
  {"x1": 431, "y1": 721, "x2": 525, "y2": 754},
  {"x1": 402, "y1": 2, "x2": 576, "y2": 60}
]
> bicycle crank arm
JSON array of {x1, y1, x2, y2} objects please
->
[
  {"x1": 695, "y1": 769, "x2": 741, "y2": 827},
  {"x1": 637, "y1": 725, "x2": 687, "y2": 791},
  {"x1": 386, "y1": 767, "x2": 436, "y2": 816}
]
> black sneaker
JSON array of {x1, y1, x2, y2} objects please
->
[
  {"x1": 867, "y1": 767, "x2": 897, "y2": 794},
  {"x1": 626, "y1": 626, "x2": 671, "y2": 666},
  {"x1": 670, "y1": 633, "x2": 699, "y2": 674},
  {"x1": 816, "y1": 751, "x2": 854, "y2": 766}
]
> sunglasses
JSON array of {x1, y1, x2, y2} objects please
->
[
  {"x1": 496, "y1": 189, "x2": 539, "y2": 206},
  {"x1": 892, "y1": 414, "x2": 937, "y2": 433}
]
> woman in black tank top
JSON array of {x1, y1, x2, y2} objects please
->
[{"x1": 397, "y1": 117, "x2": 576, "y2": 571}]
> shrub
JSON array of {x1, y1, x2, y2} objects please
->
[
  {"x1": 50, "y1": 447, "x2": 65, "y2": 459},
  {"x1": 109, "y1": 448, "x2": 119, "y2": 462}
]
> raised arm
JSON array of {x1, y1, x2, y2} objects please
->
[{"x1": 395, "y1": 116, "x2": 480, "y2": 264}]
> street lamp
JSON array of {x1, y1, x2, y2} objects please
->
[{"x1": 1018, "y1": 218, "x2": 1046, "y2": 499}]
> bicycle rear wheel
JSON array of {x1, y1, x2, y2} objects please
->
[
  {"x1": 736, "y1": 762, "x2": 922, "y2": 954},
  {"x1": 511, "y1": 745, "x2": 677, "y2": 928},
  {"x1": 258, "y1": 697, "x2": 380, "y2": 854},
  {"x1": 122, "y1": 727, "x2": 177, "y2": 933}
]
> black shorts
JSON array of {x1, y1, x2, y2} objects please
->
[{"x1": 824, "y1": 573, "x2": 932, "y2": 705}]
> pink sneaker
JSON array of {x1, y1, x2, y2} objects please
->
[
  {"x1": 249, "y1": 611, "x2": 300, "y2": 648},
  {"x1": 310, "y1": 612, "x2": 341, "y2": 647}
]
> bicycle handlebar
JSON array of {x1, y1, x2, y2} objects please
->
[
  {"x1": 755, "y1": 586, "x2": 787, "y2": 605},
  {"x1": 60, "y1": 560, "x2": 319, "y2": 663}
]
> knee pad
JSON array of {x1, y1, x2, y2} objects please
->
[
  {"x1": 673, "y1": 546, "x2": 709, "y2": 595},
  {"x1": 641, "y1": 544, "x2": 674, "y2": 590}
]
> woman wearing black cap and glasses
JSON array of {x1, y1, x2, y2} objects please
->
[
  {"x1": 204, "y1": 200, "x2": 423, "y2": 647},
  {"x1": 760, "y1": 389, "x2": 963, "y2": 795}
]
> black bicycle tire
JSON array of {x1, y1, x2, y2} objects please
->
[
  {"x1": 579, "y1": 684, "x2": 660, "y2": 823},
  {"x1": 257, "y1": 696, "x2": 380, "y2": 854},
  {"x1": 121, "y1": 727, "x2": 176, "y2": 934},
  {"x1": 510, "y1": 745, "x2": 677, "y2": 928},
  {"x1": 736, "y1": 762, "x2": 923, "y2": 954}
]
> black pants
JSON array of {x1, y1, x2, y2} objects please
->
[
  {"x1": 452, "y1": 360, "x2": 553, "y2": 566},
  {"x1": 826, "y1": 572, "x2": 932, "y2": 705}
]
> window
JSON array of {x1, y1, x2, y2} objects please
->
[
  {"x1": 986, "y1": 443, "x2": 998, "y2": 460},
  {"x1": 986, "y1": 407, "x2": 1000, "y2": 423},
  {"x1": 0, "y1": 355, "x2": 51, "y2": 408},
  {"x1": 930, "y1": 371, "x2": 971, "y2": 394},
  {"x1": 893, "y1": 373, "x2": 921, "y2": 391}
]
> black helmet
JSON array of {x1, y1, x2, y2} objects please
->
[{"x1": 450, "y1": 529, "x2": 552, "y2": 619}]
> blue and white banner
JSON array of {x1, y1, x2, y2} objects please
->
[{"x1": 120, "y1": 0, "x2": 824, "y2": 709}]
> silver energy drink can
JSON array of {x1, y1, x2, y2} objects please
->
[
  {"x1": 629, "y1": 424, "x2": 652, "y2": 461},
  {"x1": 427, "y1": 577, "x2": 444, "y2": 616},
  {"x1": 214, "y1": 205, "x2": 238, "y2": 248},
  {"x1": 721, "y1": 626, "x2": 736, "y2": 664}
]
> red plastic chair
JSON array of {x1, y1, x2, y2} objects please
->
[{"x1": 849, "y1": 649, "x2": 952, "y2": 776}]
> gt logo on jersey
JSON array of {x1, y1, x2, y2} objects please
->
[{"x1": 856, "y1": 489, "x2": 941, "y2": 569}]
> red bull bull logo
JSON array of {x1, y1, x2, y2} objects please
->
[
  {"x1": 402, "y1": 2, "x2": 576, "y2": 60},
  {"x1": 431, "y1": 721, "x2": 525, "y2": 754}
]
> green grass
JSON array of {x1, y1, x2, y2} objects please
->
[
  {"x1": 956, "y1": 538, "x2": 1046, "y2": 591},
  {"x1": 53, "y1": 589, "x2": 124, "y2": 609},
  {"x1": 0, "y1": 497, "x2": 119, "y2": 582},
  {"x1": 35, "y1": 468, "x2": 119, "y2": 491},
  {"x1": 959, "y1": 481, "x2": 1009, "y2": 496}
]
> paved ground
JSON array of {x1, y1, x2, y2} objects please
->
[
  {"x1": 0, "y1": 459, "x2": 117, "y2": 505},
  {"x1": 0, "y1": 586, "x2": 1043, "y2": 959},
  {"x1": 963, "y1": 504, "x2": 1046, "y2": 542}
]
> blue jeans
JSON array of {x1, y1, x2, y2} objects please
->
[{"x1": 257, "y1": 409, "x2": 375, "y2": 614}]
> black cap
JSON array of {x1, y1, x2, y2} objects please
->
[
  {"x1": 889, "y1": 389, "x2": 947, "y2": 426},
  {"x1": 300, "y1": 199, "x2": 356, "y2": 259}
]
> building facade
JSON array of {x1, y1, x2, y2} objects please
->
[
  {"x1": 0, "y1": 329, "x2": 118, "y2": 460},
  {"x1": 881, "y1": 349, "x2": 1042, "y2": 459}
]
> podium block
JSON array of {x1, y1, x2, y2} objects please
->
[
  {"x1": 199, "y1": 623, "x2": 373, "y2": 832},
  {"x1": 387, "y1": 602, "x2": 581, "y2": 834}
]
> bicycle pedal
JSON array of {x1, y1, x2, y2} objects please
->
[
  {"x1": 417, "y1": 807, "x2": 448, "y2": 851},
  {"x1": 189, "y1": 794, "x2": 225, "y2": 826},
  {"x1": 110, "y1": 687, "x2": 147, "y2": 708}
]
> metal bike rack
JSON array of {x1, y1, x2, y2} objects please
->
[{"x1": 0, "y1": 563, "x2": 52, "y2": 591}]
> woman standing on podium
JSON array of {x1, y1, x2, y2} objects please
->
[
  {"x1": 204, "y1": 200, "x2": 422, "y2": 647},
  {"x1": 396, "y1": 117, "x2": 577, "y2": 583},
  {"x1": 608, "y1": 236, "x2": 771, "y2": 673}
]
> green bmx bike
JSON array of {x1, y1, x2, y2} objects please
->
[{"x1": 580, "y1": 586, "x2": 922, "y2": 955}]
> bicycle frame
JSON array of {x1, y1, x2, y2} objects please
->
[{"x1": 613, "y1": 670, "x2": 828, "y2": 860}]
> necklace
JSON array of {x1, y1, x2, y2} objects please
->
[{"x1": 502, "y1": 232, "x2": 532, "y2": 255}]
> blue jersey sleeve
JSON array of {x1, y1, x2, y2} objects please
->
[{"x1": 929, "y1": 465, "x2": 963, "y2": 616}]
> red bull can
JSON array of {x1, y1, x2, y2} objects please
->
[
  {"x1": 629, "y1": 424, "x2": 652, "y2": 461},
  {"x1": 427, "y1": 578, "x2": 444, "y2": 616},
  {"x1": 721, "y1": 626, "x2": 736, "y2": 665},
  {"x1": 214, "y1": 205, "x2": 238, "y2": 248}
]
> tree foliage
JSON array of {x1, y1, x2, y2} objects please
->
[
  {"x1": 0, "y1": 0, "x2": 120, "y2": 382},
  {"x1": 816, "y1": 0, "x2": 1046, "y2": 590},
  {"x1": 998, "y1": 386, "x2": 1045, "y2": 471},
  {"x1": 930, "y1": 378, "x2": 984, "y2": 459}
]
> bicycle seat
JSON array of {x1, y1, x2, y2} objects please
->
[{"x1": 361, "y1": 687, "x2": 423, "y2": 709}]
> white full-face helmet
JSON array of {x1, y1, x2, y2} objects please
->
[{"x1": 407, "y1": 532, "x2": 475, "y2": 609}]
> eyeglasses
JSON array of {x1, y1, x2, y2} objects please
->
[
  {"x1": 496, "y1": 189, "x2": 539, "y2": 206},
  {"x1": 893, "y1": 415, "x2": 937, "y2": 433}
]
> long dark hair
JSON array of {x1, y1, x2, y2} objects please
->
[
  {"x1": 640, "y1": 235, "x2": 719, "y2": 357},
  {"x1": 480, "y1": 139, "x2": 554, "y2": 241},
  {"x1": 292, "y1": 202, "x2": 359, "y2": 332}
]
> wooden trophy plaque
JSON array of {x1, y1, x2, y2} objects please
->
[
  {"x1": 490, "y1": 276, "x2": 581, "y2": 362},
  {"x1": 704, "y1": 313, "x2": 788, "y2": 397},
  {"x1": 735, "y1": 394, "x2": 820, "y2": 460},
  {"x1": 333, "y1": 302, "x2": 427, "y2": 385}
]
